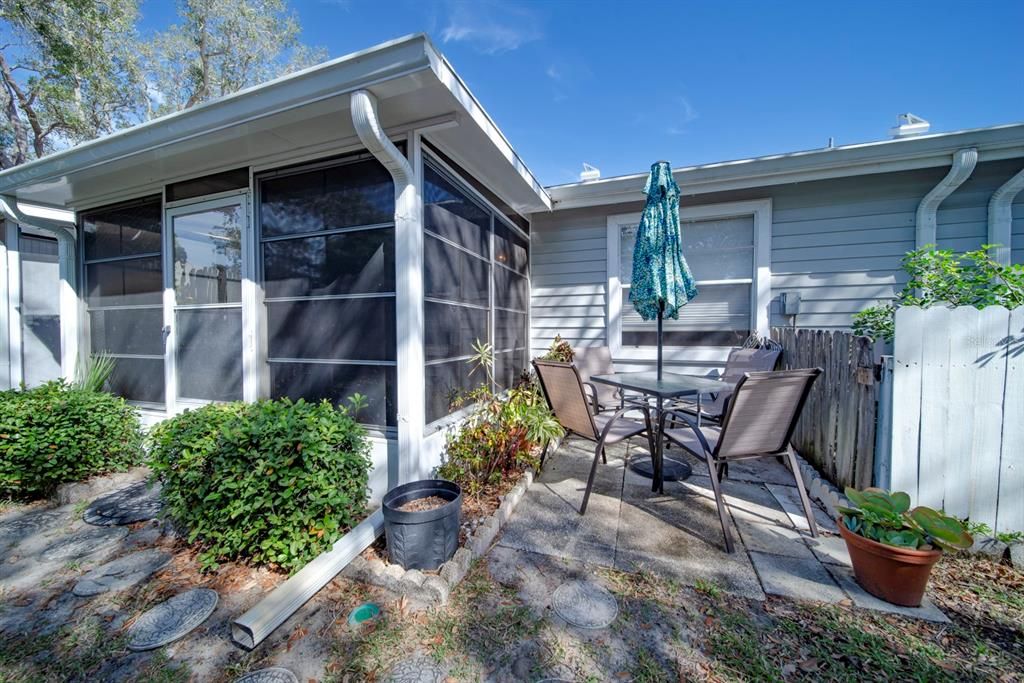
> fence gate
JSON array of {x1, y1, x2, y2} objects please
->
[{"x1": 889, "y1": 306, "x2": 1023, "y2": 533}]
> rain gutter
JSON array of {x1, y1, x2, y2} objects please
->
[
  {"x1": 915, "y1": 147, "x2": 977, "y2": 249},
  {"x1": 987, "y1": 166, "x2": 1024, "y2": 265},
  {"x1": 0, "y1": 196, "x2": 79, "y2": 379}
]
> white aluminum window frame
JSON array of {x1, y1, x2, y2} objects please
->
[{"x1": 606, "y1": 198, "x2": 771, "y2": 360}]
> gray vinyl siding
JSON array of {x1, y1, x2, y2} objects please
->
[{"x1": 530, "y1": 158, "x2": 1024, "y2": 343}]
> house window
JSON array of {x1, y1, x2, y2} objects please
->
[
  {"x1": 81, "y1": 196, "x2": 166, "y2": 405},
  {"x1": 423, "y1": 157, "x2": 530, "y2": 424},
  {"x1": 257, "y1": 154, "x2": 397, "y2": 427},
  {"x1": 607, "y1": 199, "x2": 771, "y2": 356}
]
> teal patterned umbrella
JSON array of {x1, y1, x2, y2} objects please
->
[{"x1": 630, "y1": 160, "x2": 699, "y2": 379}]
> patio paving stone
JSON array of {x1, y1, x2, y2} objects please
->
[
  {"x1": 823, "y1": 563, "x2": 950, "y2": 623},
  {"x1": 765, "y1": 483, "x2": 838, "y2": 533},
  {"x1": 805, "y1": 533, "x2": 853, "y2": 566},
  {"x1": 748, "y1": 551, "x2": 846, "y2": 603}
]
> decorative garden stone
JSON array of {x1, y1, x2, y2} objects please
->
[
  {"x1": 72, "y1": 549, "x2": 171, "y2": 597},
  {"x1": 383, "y1": 656, "x2": 446, "y2": 683},
  {"x1": 551, "y1": 579, "x2": 618, "y2": 629},
  {"x1": 233, "y1": 668, "x2": 299, "y2": 683},
  {"x1": 40, "y1": 526, "x2": 128, "y2": 562},
  {"x1": 83, "y1": 481, "x2": 163, "y2": 526},
  {"x1": 126, "y1": 588, "x2": 219, "y2": 651},
  {"x1": 0, "y1": 510, "x2": 66, "y2": 548}
]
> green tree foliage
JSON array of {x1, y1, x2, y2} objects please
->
[
  {"x1": 143, "y1": 0, "x2": 327, "y2": 116},
  {"x1": 0, "y1": 0, "x2": 146, "y2": 168},
  {"x1": 853, "y1": 245, "x2": 1024, "y2": 342},
  {"x1": 147, "y1": 398, "x2": 371, "y2": 572},
  {"x1": 0, "y1": 380, "x2": 143, "y2": 499}
]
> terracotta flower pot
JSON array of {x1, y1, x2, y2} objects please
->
[{"x1": 838, "y1": 522, "x2": 942, "y2": 607}]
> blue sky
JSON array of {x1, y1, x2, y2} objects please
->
[{"x1": 140, "y1": 0, "x2": 1024, "y2": 187}]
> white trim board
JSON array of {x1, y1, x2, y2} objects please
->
[{"x1": 605, "y1": 199, "x2": 772, "y2": 359}]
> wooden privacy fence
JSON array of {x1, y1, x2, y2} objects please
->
[
  {"x1": 771, "y1": 327, "x2": 878, "y2": 490},
  {"x1": 889, "y1": 306, "x2": 1023, "y2": 533}
]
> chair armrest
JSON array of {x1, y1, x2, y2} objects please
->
[
  {"x1": 598, "y1": 402, "x2": 653, "y2": 444},
  {"x1": 582, "y1": 381, "x2": 600, "y2": 413},
  {"x1": 659, "y1": 408, "x2": 715, "y2": 456}
]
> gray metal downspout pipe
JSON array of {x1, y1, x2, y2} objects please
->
[
  {"x1": 233, "y1": 91, "x2": 420, "y2": 649},
  {"x1": 0, "y1": 196, "x2": 79, "y2": 380},
  {"x1": 987, "y1": 166, "x2": 1024, "y2": 266}
]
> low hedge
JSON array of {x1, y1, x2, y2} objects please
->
[
  {"x1": 148, "y1": 398, "x2": 372, "y2": 572},
  {"x1": 0, "y1": 380, "x2": 143, "y2": 499}
]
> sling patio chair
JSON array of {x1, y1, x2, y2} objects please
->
[
  {"x1": 659, "y1": 367, "x2": 822, "y2": 553},
  {"x1": 572, "y1": 345, "x2": 623, "y2": 414},
  {"x1": 533, "y1": 359, "x2": 656, "y2": 515},
  {"x1": 671, "y1": 344, "x2": 782, "y2": 426}
]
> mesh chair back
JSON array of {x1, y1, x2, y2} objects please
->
[
  {"x1": 705, "y1": 347, "x2": 782, "y2": 415},
  {"x1": 572, "y1": 346, "x2": 619, "y2": 408},
  {"x1": 714, "y1": 368, "x2": 820, "y2": 459},
  {"x1": 533, "y1": 360, "x2": 599, "y2": 439}
]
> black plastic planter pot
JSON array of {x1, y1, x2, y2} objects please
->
[{"x1": 381, "y1": 479, "x2": 462, "y2": 570}]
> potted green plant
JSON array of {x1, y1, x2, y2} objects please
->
[{"x1": 837, "y1": 487, "x2": 972, "y2": 607}]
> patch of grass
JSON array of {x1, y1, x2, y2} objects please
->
[
  {"x1": 628, "y1": 646, "x2": 674, "y2": 683},
  {"x1": 71, "y1": 500, "x2": 90, "y2": 518},
  {"x1": 694, "y1": 578, "x2": 721, "y2": 599},
  {"x1": 706, "y1": 610, "x2": 782, "y2": 682},
  {"x1": 129, "y1": 650, "x2": 191, "y2": 683},
  {"x1": 0, "y1": 615, "x2": 130, "y2": 682}
]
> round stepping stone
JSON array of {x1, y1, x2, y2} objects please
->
[
  {"x1": 629, "y1": 455, "x2": 692, "y2": 482},
  {"x1": 551, "y1": 579, "x2": 618, "y2": 629},
  {"x1": 383, "y1": 657, "x2": 446, "y2": 683},
  {"x1": 234, "y1": 668, "x2": 299, "y2": 683},
  {"x1": 84, "y1": 481, "x2": 163, "y2": 526},
  {"x1": 41, "y1": 526, "x2": 128, "y2": 562},
  {"x1": 72, "y1": 549, "x2": 172, "y2": 597},
  {"x1": 126, "y1": 588, "x2": 219, "y2": 651}
]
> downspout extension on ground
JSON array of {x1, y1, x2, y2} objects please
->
[
  {"x1": 987, "y1": 166, "x2": 1024, "y2": 266},
  {"x1": 915, "y1": 147, "x2": 978, "y2": 249},
  {"x1": 233, "y1": 90, "x2": 424, "y2": 650},
  {"x1": 0, "y1": 196, "x2": 79, "y2": 381}
]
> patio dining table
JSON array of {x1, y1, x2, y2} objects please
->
[{"x1": 591, "y1": 371, "x2": 731, "y2": 493}]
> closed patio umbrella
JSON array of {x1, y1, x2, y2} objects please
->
[{"x1": 630, "y1": 160, "x2": 698, "y2": 380}]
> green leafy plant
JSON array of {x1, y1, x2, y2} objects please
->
[
  {"x1": 838, "y1": 487, "x2": 973, "y2": 551},
  {"x1": 73, "y1": 352, "x2": 117, "y2": 393},
  {"x1": 438, "y1": 342, "x2": 563, "y2": 497},
  {"x1": 853, "y1": 245, "x2": 1024, "y2": 342},
  {"x1": 0, "y1": 380, "x2": 143, "y2": 499},
  {"x1": 539, "y1": 334, "x2": 574, "y2": 362},
  {"x1": 147, "y1": 397, "x2": 371, "y2": 573}
]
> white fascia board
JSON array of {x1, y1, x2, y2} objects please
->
[
  {"x1": 0, "y1": 34, "x2": 435, "y2": 198},
  {"x1": 422, "y1": 40, "x2": 552, "y2": 212},
  {"x1": 549, "y1": 122, "x2": 1024, "y2": 210}
]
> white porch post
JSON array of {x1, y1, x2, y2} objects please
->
[{"x1": 351, "y1": 90, "x2": 425, "y2": 489}]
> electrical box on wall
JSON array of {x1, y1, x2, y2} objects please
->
[{"x1": 781, "y1": 291, "x2": 801, "y2": 316}]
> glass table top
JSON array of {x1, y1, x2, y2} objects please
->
[{"x1": 591, "y1": 371, "x2": 729, "y2": 398}]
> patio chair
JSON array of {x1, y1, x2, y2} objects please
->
[
  {"x1": 671, "y1": 345, "x2": 782, "y2": 425},
  {"x1": 572, "y1": 345, "x2": 622, "y2": 413},
  {"x1": 533, "y1": 359, "x2": 656, "y2": 515},
  {"x1": 660, "y1": 367, "x2": 821, "y2": 553}
]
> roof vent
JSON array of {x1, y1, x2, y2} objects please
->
[
  {"x1": 890, "y1": 113, "x2": 930, "y2": 139},
  {"x1": 579, "y1": 163, "x2": 601, "y2": 182}
]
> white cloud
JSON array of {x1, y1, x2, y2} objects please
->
[
  {"x1": 666, "y1": 96, "x2": 699, "y2": 135},
  {"x1": 441, "y1": 1, "x2": 542, "y2": 55}
]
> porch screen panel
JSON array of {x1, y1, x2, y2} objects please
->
[
  {"x1": 423, "y1": 159, "x2": 531, "y2": 423},
  {"x1": 258, "y1": 155, "x2": 397, "y2": 428},
  {"x1": 619, "y1": 216, "x2": 753, "y2": 347},
  {"x1": 82, "y1": 197, "x2": 165, "y2": 404}
]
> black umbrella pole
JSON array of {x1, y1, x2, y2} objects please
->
[{"x1": 657, "y1": 301, "x2": 664, "y2": 381}]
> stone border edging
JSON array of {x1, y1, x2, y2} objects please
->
[
  {"x1": 788, "y1": 450, "x2": 848, "y2": 522},
  {"x1": 342, "y1": 468, "x2": 536, "y2": 606}
]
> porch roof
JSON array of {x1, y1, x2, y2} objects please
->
[{"x1": 0, "y1": 34, "x2": 552, "y2": 215}]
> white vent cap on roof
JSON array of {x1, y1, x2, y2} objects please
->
[
  {"x1": 890, "y1": 113, "x2": 930, "y2": 139},
  {"x1": 579, "y1": 163, "x2": 601, "y2": 182}
]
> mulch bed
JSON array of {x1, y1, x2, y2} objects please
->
[{"x1": 395, "y1": 495, "x2": 449, "y2": 513}]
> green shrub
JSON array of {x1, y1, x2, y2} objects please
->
[
  {"x1": 0, "y1": 380, "x2": 143, "y2": 499},
  {"x1": 148, "y1": 398, "x2": 372, "y2": 572},
  {"x1": 853, "y1": 245, "x2": 1024, "y2": 342}
]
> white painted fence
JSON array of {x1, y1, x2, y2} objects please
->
[{"x1": 890, "y1": 306, "x2": 1023, "y2": 532}]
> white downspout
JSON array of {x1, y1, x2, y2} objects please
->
[
  {"x1": 915, "y1": 148, "x2": 978, "y2": 249},
  {"x1": 987, "y1": 166, "x2": 1024, "y2": 266},
  {"x1": 0, "y1": 196, "x2": 79, "y2": 381},
  {"x1": 351, "y1": 88, "x2": 425, "y2": 489}
]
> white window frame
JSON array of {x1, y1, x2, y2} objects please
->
[{"x1": 606, "y1": 198, "x2": 771, "y2": 360}]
